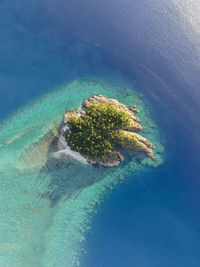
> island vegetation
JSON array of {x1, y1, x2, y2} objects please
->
[{"x1": 63, "y1": 94, "x2": 155, "y2": 167}]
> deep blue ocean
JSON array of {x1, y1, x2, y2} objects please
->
[{"x1": 0, "y1": 0, "x2": 200, "y2": 266}]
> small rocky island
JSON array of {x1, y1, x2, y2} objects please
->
[{"x1": 60, "y1": 94, "x2": 155, "y2": 167}]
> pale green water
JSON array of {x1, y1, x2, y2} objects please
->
[{"x1": 0, "y1": 79, "x2": 163, "y2": 267}]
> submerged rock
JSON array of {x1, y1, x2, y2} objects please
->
[{"x1": 59, "y1": 94, "x2": 155, "y2": 167}]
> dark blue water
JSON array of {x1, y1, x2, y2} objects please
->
[{"x1": 1, "y1": 0, "x2": 200, "y2": 266}]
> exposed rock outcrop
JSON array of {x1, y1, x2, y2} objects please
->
[{"x1": 115, "y1": 130, "x2": 156, "y2": 160}]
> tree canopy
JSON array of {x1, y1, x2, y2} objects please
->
[{"x1": 65, "y1": 102, "x2": 133, "y2": 159}]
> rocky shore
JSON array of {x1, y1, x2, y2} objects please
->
[{"x1": 58, "y1": 94, "x2": 156, "y2": 167}]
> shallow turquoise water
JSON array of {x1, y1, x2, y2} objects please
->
[
  {"x1": 0, "y1": 79, "x2": 163, "y2": 267},
  {"x1": 2, "y1": 1, "x2": 200, "y2": 266}
]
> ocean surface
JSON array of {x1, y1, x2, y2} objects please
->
[{"x1": 0, "y1": 0, "x2": 200, "y2": 267}]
